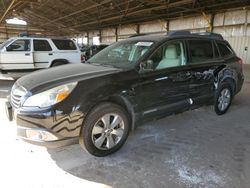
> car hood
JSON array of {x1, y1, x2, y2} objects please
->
[{"x1": 16, "y1": 63, "x2": 120, "y2": 93}]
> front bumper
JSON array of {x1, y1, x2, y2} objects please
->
[
  {"x1": 17, "y1": 125, "x2": 78, "y2": 148},
  {"x1": 5, "y1": 100, "x2": 83, "y2": 148}
]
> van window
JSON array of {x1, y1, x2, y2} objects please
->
[
  {"x1": 52, "y1": 39, "x2": 77, "y2": 50},
  {"x1": 7, "y1": 39, "x2": 30, "y2": 51},
  {"x1": 217, "y1": 42, "x2": 234, "y2": 57},
  {"x1": 34, "y1": 40, "x2": 52, "y2": 51},
  {"x1": 188, "y1": 40, "x2": 213, "y2": 64}
]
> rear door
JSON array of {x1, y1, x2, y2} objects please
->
[
  {"x1": 1, "y1": 39, "x2": 34, "y2": 70},
  {"x1": 186, "y1": 39, "x2": 222, "y2": 106},
  {"x1": 33, "y1": 39, "x2": 53, "y2": 68}
]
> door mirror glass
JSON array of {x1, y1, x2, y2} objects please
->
[{"x1": 139, "y1": 60, "x2": 154, "y2": 72}]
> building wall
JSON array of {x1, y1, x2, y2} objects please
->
[
  {"x1": 225, "y1": 36, "x2": 250, "y2": 64},
  {"x1": 74, "y1": 9, "x2": 250, "y2": 63}
]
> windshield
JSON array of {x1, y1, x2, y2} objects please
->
[
  {"x1": 0, "y1": 38, "x2": 14, "y2": 50},
  {"x1": 88, "y1": 40, "x2": 155, "y2": 69}
]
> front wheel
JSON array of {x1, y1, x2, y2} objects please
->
[
  {"x1": 79, "y1": 103, "x2": 130, "y2": 157},
  {"x1": 214, "y1": 83, "x2": 233, "y2": 115}
]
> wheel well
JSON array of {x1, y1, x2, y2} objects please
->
[
  {"x1": 82, "y1": 96, "x2": 136, "y2": 133},
  {"x1": 51, "y1": 59, "x2": 69, "y2": 67},
  {"x1": 222, "y1": 78, "x2": 236, "y2": 95}
]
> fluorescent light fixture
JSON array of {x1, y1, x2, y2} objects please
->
[{"x1": 6, "y1": 18, "x2": 27, "y2": 25}]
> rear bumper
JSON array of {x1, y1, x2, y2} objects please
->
[{"x1": 5, "y1": 99, "x2": 83, "y2": 148}]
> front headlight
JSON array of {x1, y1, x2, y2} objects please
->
[{"x1": 23, "y1": 82, "x2": 77, "y2": 108}]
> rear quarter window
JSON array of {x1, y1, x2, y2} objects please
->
[
  {"x1": 216, "y1": 41, "x2": 234, "y2": 57},
  {"x1": 52, "y1": 39, "x2": 77, "y2": 50}
]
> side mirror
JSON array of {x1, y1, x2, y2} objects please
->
[
  {"x1": 139, "y1": 60, "x2": 154, "y2": 72},
  {"x1": 6, "y1": 46, "x2": 12, "y2": 51}
]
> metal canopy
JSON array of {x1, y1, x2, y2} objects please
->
[{"x1": 0, "y1": 0, "x2": 250, "y2": 36}]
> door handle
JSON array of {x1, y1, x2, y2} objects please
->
[
  {"x1": 48, "y1": 53, "x2": 53, "y2": 56},
  {"x1": 25, "y1": 53, "x2": 30, "y2": 56}
]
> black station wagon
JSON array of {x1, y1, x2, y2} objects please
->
[{"x1": 6, "y1": 31, "x2": 244, "y2": 156}]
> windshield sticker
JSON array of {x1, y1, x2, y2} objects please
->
[{"x1": 135, "y1": 42, "x2": 153, "y2": 47}]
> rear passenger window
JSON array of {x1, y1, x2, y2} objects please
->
[
  {"x1": 188, "y1": 40, "x2": 214, "y2": 64},
  {"x1": 217, "y1": 42, "x2": 233, "y2": 57},
  {"x1": 34, "y1": 40, "x2": 52, "y2": 51},
  {"x1": 52, "y1": 39, "x2": 77, "y2": 50}
]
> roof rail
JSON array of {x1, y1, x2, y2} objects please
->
[
  {"x1": 167, "y1": 30, "x2": 224, "y2": 40},
  {"x1": 195, "y1": 32, "x2": 224, "y2": 40},
  {"x1": 129, "y1": 33, "x2": 149, "y2": 38},
  {"x1": 168, "y1": 30, "x2": 191, "y2": 37}
]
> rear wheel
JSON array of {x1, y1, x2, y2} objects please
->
[
  {"x1": 79, "y1": 103, "x2": 130, "y2": 157},
  {"x1": 214, "y1": 83, "x2": 233, "y2": 115}
]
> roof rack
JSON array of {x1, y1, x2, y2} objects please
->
[
  {"x1": 168, "y1": 30, "x2": 191, "y2": 36},
  {"x1": 167, "y1": 30, "x2": 224, "y2": 40},
  {"x1": 128, "y1": 33, "x2": 149, "y2": 38},
  {"x1": 196, "y1": 32, "x2": 224, "y2": 40}
]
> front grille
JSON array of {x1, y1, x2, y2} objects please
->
[{"x1": 11, "y1": 84, "x2": 27, "y2": 109}]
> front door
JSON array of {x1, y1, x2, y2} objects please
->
[
  {"x1": 1, "y1": 39, "x2": 34, "y2": 70},
  {"x1": 135, "y1": 40, "x2": 191, "y2": 119}
]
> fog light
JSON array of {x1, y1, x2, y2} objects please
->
[{"x1": 26, "y1": 129, "x2": 59, "y2": 141}]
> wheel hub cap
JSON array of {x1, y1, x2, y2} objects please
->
[
  {"x1": 91, "y1": 113, "x2": 125, "y2": 150},
  {"x1": 218, "y1": 88, "x2": 231, "y2": 111}
]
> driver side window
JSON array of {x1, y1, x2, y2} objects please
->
[
  {"x1": 7, "y1": 39, "x2": 30, "y2": 52},
  {"x1": 149, "y1": 41, "x2": 186, "y2": 70}
]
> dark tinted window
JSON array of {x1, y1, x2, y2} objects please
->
[
  {"x1": 213, "y1": 41, "x2": 220, "y2": 58},
  {"x1": 189, "y1": 40, "x2": 213, "y2": 63},
  {"x1": 34, "y1": 40, "x2": 52, "y2": 51},
  {"x1": 52, "y1": 39, "x2": 77, "y2": 50},
  {"x1": 217, "y1": 42, "x2": 233, "y2": 57}
]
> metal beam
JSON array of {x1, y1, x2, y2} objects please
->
[
  {"x1": 64, "y1": 0, "x2": 194, "y2": 29},
  {"x1": 0, "y1": 0, "x2": 16, "y2": 23},
  {"x1": 41, "y1": 0, "x2": 112, "y2": 27}
]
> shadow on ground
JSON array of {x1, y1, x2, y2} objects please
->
[
  {"x1": 47, "y1": 81, "x2": 250, "y2": 188},
  {"x1": 0, "y1": 80, "x2": 14, "y2": 98}
]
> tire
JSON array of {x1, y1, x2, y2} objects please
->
[
  {"x1": 51, "y1": 61, "x2": 67, "y2": 67},
  {"x1": 214, "y1": 82, "x2": 233, "y2": 115},
  {"x1": 79, "y1": 103, "x2": 130, "y2": 157}
]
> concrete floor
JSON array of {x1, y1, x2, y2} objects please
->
[{"x1": 0, "y1": 65, "x2": 250, "y2": 188}]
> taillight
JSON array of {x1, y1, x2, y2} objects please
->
[
  {"x1": 237, "y1": 58, "x2": 243, "y2": 72},
  {"x1": 81, "y1": 55, "x2": 85, "y2": 62},
  {"x1": 238, "y1": 58, "x2": 243, "y2": 65}
]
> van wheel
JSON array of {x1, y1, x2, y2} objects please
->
[
  {"x1": 51, "y1": 61, "x2": 67, "y2": 67},
  {"x1": 214, "y1": 83, "x2": 233, "y2": 115},
  {"x1": 79, "y1": 103, "x2": 130, "y2": 157}
]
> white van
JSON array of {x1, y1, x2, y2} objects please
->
[{"x1": 0, "y1": 37, "x2": 81, "y2": 71}]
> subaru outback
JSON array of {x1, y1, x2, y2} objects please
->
[{"x1": 6, "y1": 31, "x2": 244, "y2": 156}]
